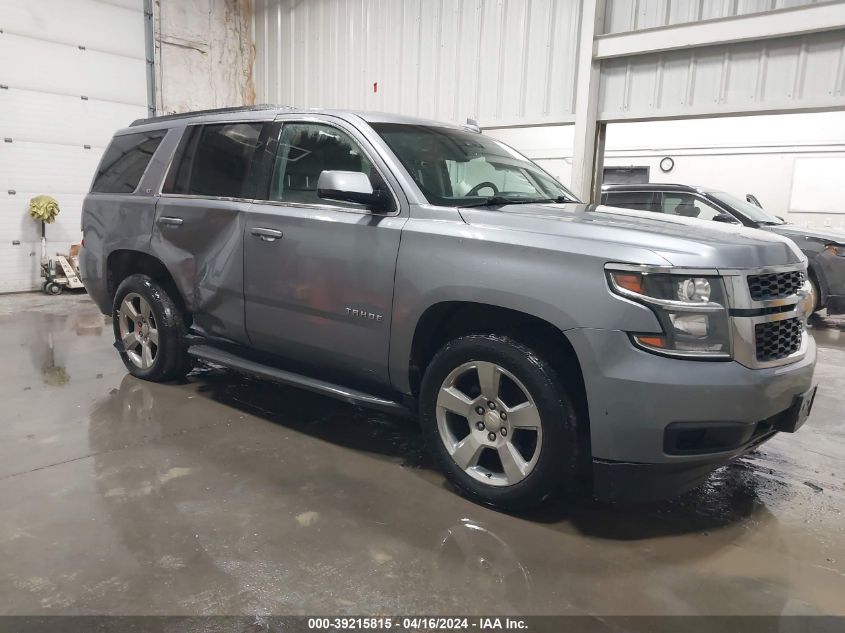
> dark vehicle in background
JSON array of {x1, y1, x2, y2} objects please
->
[{"x1": 601, "y1": 183, "x2": 845, "y2": 315}]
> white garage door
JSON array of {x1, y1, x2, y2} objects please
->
[{"x1": 0, "y1": 0, "x2": 149, "y2": 293}]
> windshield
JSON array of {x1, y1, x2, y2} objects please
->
[
  {"x1": 705, "y1": 190, "x2": 785, "y2": 225},
  {"x1": 371, "y1": 123, "x2": 579, "y2": 207}
]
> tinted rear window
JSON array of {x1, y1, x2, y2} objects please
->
[
  {"x1": 164, "y1": 123, "x2": 263, "y2": 198},
  {"x1": 91, "y1": 130, "x2": 166, "y2": 193}
]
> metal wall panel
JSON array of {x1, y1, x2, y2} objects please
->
[
  {"x1": 2, "y1": 0, "x2": 146, "y2": 59},
  {"x1": 252, "y1": 0, "x2": 581, "y2": 126},
  {"x1": 0, "y1": 0, "x2": 147, "y2": 292},
  {"x1": 0, "y1": 34, "x2": 147, "y2": 106},
  {"x1": 602, "y1": 0, "x2": 823, "y2": 34},
  {"x1": 598, "y1": 29, "x2": 845, "y2": 120},
  {"x1": 0, "y1": 88, "x2": 145, "y2": 147}
]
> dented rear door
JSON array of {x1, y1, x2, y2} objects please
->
[{"x1": 150, "y1": 121, "x2": 269, "y2": 345}]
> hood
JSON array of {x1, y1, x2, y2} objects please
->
[
  {"x1": 765, "y1": 223, "x2": 845, "y2": 245},
  {"x1": 458, "y1": 203, "x2": 805, "y2": 269}
]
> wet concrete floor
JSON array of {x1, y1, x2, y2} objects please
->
[{"x1": 0, "y1": 292, "x2": 843, "y2": 616}]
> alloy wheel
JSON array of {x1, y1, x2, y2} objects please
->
[
  {"x1": 117, "y1": 293, "x2": 159, "y2": 369},
  {"x1": 436, "y1": 361, "x2": 543, "y2": 487}
]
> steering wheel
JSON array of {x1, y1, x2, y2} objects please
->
[{"x1": 466, "y1": 182, "x2": 499, "y2": 197}]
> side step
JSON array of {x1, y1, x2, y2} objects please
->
[{"x1": 187, "y1": 344, "x2": 410, "y2": 417}]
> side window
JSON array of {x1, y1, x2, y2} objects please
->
[
  {"x1": 662, "y1": 193, "x2": 727, "y2": 221},
  {"x1": 91, "y1": 130, "x2": 166, "y2": 193},
  {"x1": 164, "y1": 122, "x2": 263, "y2": 198},
  {"x1": 603, "y1": 191, "x2": 661, "y2": 213},
  {"x1": 268, "y1": 122, "x2": 379, "y2": 208}
]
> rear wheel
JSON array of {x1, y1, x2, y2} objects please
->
[
  {"x1": 112, "y1": 274, "x2": 192, "y2": 381},
  {"x1": 46, "y1": 282, "x2": 62, "y2": 295},
  {"x1": 419, "y1": 334, "x2": 582, "y2": 510}
]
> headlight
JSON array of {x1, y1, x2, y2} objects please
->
[{"x1": 607, "y1": 266, "x2": 732, "y2": 359}]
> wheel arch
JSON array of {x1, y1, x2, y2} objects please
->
[
  {"x1": 107, "y1": 250, "x2": 190, "y2": 323},
  {"x1": 408, "y1": 301, "x2": 588, "y2": 428}
]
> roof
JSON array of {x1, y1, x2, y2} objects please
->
[
  {"x1": 601, "y1": 183, "x2": 702, "y2": 193},
  {"x1": 127, "y1": 105, "x2": 467, "y2": 132},
  {"x1": 129, "y1": 104, "x2": 283, "y2": 127}
]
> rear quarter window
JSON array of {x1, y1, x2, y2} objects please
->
[{"x1": 91, "y1": 130, "x2": 166, "y2": 194}]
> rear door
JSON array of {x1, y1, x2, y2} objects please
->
[
  {"x1": 151, "y1": 121, "x2": 267, "y2": 344},
  {"x1": 243, "y1": 115, "x2": 407, "y2": 391}
]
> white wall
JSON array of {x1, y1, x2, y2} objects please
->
[
  {"x1": 0, "y1": 0, "x2": 148, "y2": 293},
  {"x1": 487, "y1": 111, "x2": 845, "y2": 230},
  {"x1": 252, "y1": 0, "x2": 582, "y2": 127},
  {"x1": 602, "y1": 0, "x2": 822, "y2": 34},
  {"x1": 154, "y1": 0, "x2": 255, "y2": 114}
]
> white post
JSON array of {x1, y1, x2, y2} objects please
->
[{"x1": 570, "y1": 0, "x2": 605, "y2": 202}]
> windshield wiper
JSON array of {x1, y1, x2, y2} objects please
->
[{"x1": 460, "y1": 195, "x2": 574, "y2": 208}]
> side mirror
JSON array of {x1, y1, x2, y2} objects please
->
[
  {"x1": 713, "y1": 213, "x2": 739, "y2": 224},
  {"x1": 317, "y1": 170, "x2": 390, "y2": 212}
]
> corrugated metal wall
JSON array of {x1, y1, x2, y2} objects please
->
[
  {"x1": 602, "y1": 0, "x2": 822, "y2": 34},
  {"x1": 252, "y1": 0, "x2": 581, "y2": 126},
  {"x1": 598, "y1": 28, "x2": 845, "y2": 120}
]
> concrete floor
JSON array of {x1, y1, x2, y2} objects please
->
[{"x1": 0, "y1": 292, "x2": 844, "y2": 616}]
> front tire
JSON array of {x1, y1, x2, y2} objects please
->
[
  {"x1": 419, "y1": 334, "x2": 582, "y2": 510},
  {"x1": 112, "y1": 274, "x2": 192, "y2": 382}
]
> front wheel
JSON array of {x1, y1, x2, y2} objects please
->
[
  {"x1": 419, "y1": 334, "x2": 583, "y2": 510},
  {"x1": 112, "y1": 274, "x2": 192, "y2": 381}
]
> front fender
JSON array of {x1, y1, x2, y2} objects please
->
[{"x1": 388, "y1": 217, "x2": 664, "y2": 393}]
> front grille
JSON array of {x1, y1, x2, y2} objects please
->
[
  {"x1": 755, "y1": 318, "x2": 803, "y2": 362},
  {"x1": 747, "y1": 270, "x2": 804, "y2": 301}
]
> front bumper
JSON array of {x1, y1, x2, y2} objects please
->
[{"x1": 566, "y1": 328, "x2": 816, "y2": 502}]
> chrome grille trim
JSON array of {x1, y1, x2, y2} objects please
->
[{"x1": 721, "y1": 264, "x2": 809, "y2": 370}]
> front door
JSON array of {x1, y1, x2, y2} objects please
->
[
  {"x1": 151, "y1": 121, "x2": 265, "y2": 344},
  {"x1": 243, "y1": 117, "x2": 406, "y2": 391}
]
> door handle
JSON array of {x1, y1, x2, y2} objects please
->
[
  {"x1": 157, "y1": 216, "x2": 183, "y2": 227},
  {"x1": 250, "y1": 227, "x2": 283, "y2": 242}
]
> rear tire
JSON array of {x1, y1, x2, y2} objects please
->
[
  {"x1": 419, "y1": 334, "x2": 582, "y2": 510},
  {"x1": 112, "y1": 274, "x2": 192, "y2": 382},
  {"x1": 46, "y1": 282, "x2": 62, "y2": 295}
]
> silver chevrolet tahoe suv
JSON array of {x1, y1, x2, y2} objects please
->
[{"x1": 80, "y1": 105, "x2": 818, "y2": 509}]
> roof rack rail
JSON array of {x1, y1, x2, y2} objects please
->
[{"x1": 130, "y1": 104, "x2": 287, "y2": 127}]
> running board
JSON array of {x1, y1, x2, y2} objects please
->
[{"x1": 187, "y1": 344, "x2": 409, "y2": 416}]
